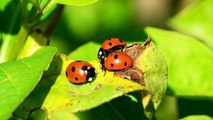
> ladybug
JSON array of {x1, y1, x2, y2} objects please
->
[
  {"x1": 66, "y1": 61, "x2": 96, "y2": 84},
  {"x1": 98, "y1": 38, "x2": 126, "y2": 62},
  {"x1": 100, "y1": 51, "x2": 133, "y2": 71}
]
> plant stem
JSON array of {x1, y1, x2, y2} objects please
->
[
  {"x1": 8, "y1": 26, "x2": 29, "y2": 61},
  {"x1": 45, "y1": 5, "x2": 64, "y2": 36},
  {"x1": 0, "y1": 2, "x2": 22, "y2": 62}
]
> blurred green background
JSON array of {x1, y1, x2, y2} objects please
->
[
  {"x1": 49, "y1": 0, "x2": 165, "y2": 54},
  {"x1": 48, "y1": 0, "x2": 213, "y2": 119}
]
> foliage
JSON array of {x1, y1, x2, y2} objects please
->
[
  {"x1": 0, "y1": 0, "x2": 212, "y2": 120},
  {"x1": 145, "y1": 27, "x2": 213, "y2": 97},
  {"x1": 0, "y1": 46, "x2": 57, "y2": 120}
]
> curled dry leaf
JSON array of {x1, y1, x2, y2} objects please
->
[{"x1": 115, "y1": 37, "x2": 168, "y2": 119}]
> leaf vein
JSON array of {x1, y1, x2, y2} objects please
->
[
  {"x1": 0, "y1": 68, "x2": 10, "y2": 84},
  {"x1": 0, "y1": 67, "x2": 20, "y2": 95}
]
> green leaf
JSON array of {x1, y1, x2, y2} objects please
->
[
  {"x1": 0, "y1": 46, "x2": 57, "y2": 120},
  {"x1": 51, "y1": 111, "x2": 79, "y2": 120},
  {"x1": 28, "y1": 109, "x2": 46, "y2": 120},
  {"x1": 69, "y1": 42, "x2": 100, "y2": 61},
  {"x1": 0, "y1": 0, "x2": 22, "y2": 62},
  {"x1": 180, "y1": 115, "x2": 213, "y2": 120},
  {"x1": 17, "y1": 29, "x2": 48, "y2": 59},
  {"x1": 52, "y1": 0, "x2": 98, "y2": 6},
  {"x1": 0, "y1": 0, "x2": 10, "y2": 10},
  {"x1": 14, "y1": 55, "x2": 146, "y2": 119},
  {"x1": 168, "y1": 0, "x2": 213, "y2": 50},
  {"x1": 0, "y1": 0, "x2": 57, "y2": 62},
  {"x1": 28, "y1": 108, "x2": 80, "y2": 120},
  {"x1": 145, "y1": 27, "x2": 213, "y2": 97},
  {"x1": 75, "y1": 93, "x2": 147, "y2": 120}
]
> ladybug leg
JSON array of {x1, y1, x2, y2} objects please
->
[
  {"x1": 99, "y1": 50, "x2": 109, "y2": 75},
  {"x1": 119, "y1": 45, "x2": 125, "y2": 52},
  {"x1": 121, "y1": 47, "x2": 124, "y2": 52},
  {"x1": 99, "y1": 56, "x2": 108, "y2": 76},
  {"x1": 98, "y1": 49, "x2": 109, "y2": 76},
  {"x1": 99, "y1": 58, "x2": 107, "y2": 75},
  {"x1": 102, "y1": 65, "x2": 107, "y2": 76}
]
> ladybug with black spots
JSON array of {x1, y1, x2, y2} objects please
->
[
  {"x1": 100, "y1": 51, "x2": 133, "y2": 72},
  {"x1": 66, "y1": 61, "x2": 96, "y2": 84},
  {"x1": 98, "y1": 38, "x2": 126, "y2": 62}
]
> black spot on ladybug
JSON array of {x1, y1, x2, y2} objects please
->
[
  {"x1": 109, "y1": 42, "x2": 112, "y2": 46},
  {"x1": 114, "y1": 54, "x2": 118, "y2": 59},
  {"x1": 75, "y1": 77, "x2": 78, "y2": 81},
  {"x1": 71, "y1": 67, "x2": 75, "y2": 72},
  {"x1": 119, "y1": 39, "x2": 123, "y2": 43},
  {"x1": 110, "y1": 63, "x2": 114, "y2": 67},
  {"x1": 124, "y1": 62, "x2": 127, "y2": 66},
  {"x1": 76, "y1": 60, "x2": 82, "y2": 62},
  {"x1": 82, "y1": 66, "x2": 88, "y2": 71}
]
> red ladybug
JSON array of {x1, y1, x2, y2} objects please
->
[
  {"x1": 101, "y1": 38, "x2": 126, "y2": 51},
  {"x1": 100, "y1": 51, "x2": 133, "y2": 71},
  {"x1": 98, "y1": 38, "x2": 126, "y2": 62},
  {"x1": 66, "y1": 61, "x2": 96, "y2": 84}
]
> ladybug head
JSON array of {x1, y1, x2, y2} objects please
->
[
  {"x1": 98, "y1": 47, "x2": 109, "y2": 70},
  {"x1": 98, "y1": 48, "x2": 110, "y2": 59},
  {"x1": 86, "y1": 67, "x2": 96, "y2": 82},
  {"x1": 98, "y1": 47, "x2": 104, "y2": 60}
]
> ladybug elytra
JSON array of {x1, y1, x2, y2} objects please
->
[
  {"x1": 66, "y1": 61, "x2": 96, "y2": 84},
  {"x1": 101, "y1": 51, "x2": 133, "y2": 71}
]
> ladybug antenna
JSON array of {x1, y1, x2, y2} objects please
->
[
  {"x1": 103, "y1": 69, "x2": 106, "y2": 76},
  {"x1": 100, "y1": 66, "x2": 106, "y2": 76}
]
